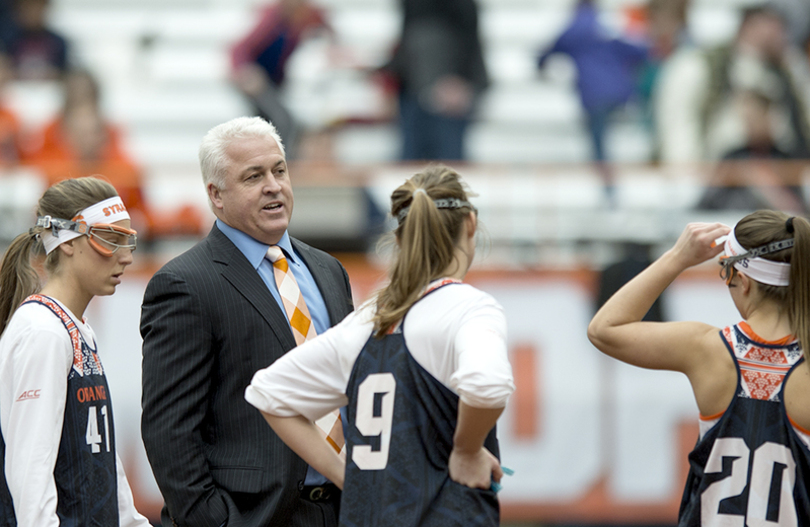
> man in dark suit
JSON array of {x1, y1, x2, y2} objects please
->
[{"x1": 140, "y1": 116, "x2": 353, "y2": 527}]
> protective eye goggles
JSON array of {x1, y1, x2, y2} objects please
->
[
  {"x1": 86, "y1": 223, "x2": 138, "y2": 256},
  {"x1": 718, "y1": 257, "x2": 738, "y2": 285},
  {"x1": 36, "y1": 216, "x2": 137, "y2": 257}
]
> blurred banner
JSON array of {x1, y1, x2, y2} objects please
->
[{"x1": 91, "y1": 256, "x2": 739, "y2": 525}]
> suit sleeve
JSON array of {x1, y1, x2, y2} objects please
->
[
  {"x1": 339, "y1": 261, "x2": 354, "y2": 313},
  {"x1": 140, "y1": 269, "x2": 227, "y2": 527}
]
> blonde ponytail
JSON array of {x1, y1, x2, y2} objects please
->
[{"x1": 373, "y1": 165, "x2": 476, "y2": 337}]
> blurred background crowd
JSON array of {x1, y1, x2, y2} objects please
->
[
  {"x1": 0, "y1": 0, "x2": 808, "y2": 260},
  {"x1": 1, "y1": 0, "x2": 809, "y2": 525}
]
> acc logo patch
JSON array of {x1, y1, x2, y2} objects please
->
[{"x1": 16, "y1": 389, "x2": 41, "y2": 401}]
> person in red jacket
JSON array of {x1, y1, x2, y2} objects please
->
[{"x1": 231, "y1": 0, "x2": 331, "y2": 158}]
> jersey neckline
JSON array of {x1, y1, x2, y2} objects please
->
[{"x1": 738, "y1": 321, "x2": 796, "y2": 346}]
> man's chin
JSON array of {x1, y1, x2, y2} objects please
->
[{"x1": 257, "y1": 222, "x2": 290, "y2": 245}]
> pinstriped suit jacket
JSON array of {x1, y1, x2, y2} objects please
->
[{"x1": 140, "y1": 223, "x2": 354, "y2": 527}]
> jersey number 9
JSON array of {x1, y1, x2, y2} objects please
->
[{"x1": 352, "y1": 373, "x2": 396, "y2": 470}]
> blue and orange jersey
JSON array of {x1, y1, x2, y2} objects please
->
[
  {"x1": 0, "y1": 295, "x2": 119, "y2": 526},
  {"x1": 341, "y1": 281, "x2": 500, "y2": 527},
  {"x1": 679, "y1": 322, "x2": 810, "y2": 526}
]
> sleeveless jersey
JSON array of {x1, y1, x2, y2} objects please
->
[
  {"x1": 0, "y1": 295, "x2": 119, "y2": 526},
  {"x1": 679, "y1": 323, "x2": 810, "y2": 526},
  {"x1": 341, "y1": 281, "x2": 500, "y2": 527}
]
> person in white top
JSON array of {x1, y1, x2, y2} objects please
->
[
  {"x1": 588, "y1": 210, "x2": 810, "y2": 525},
  {"x1": 0, "y1": 176, "x2": 151, "y2": 527},
  {"x1": 246, "y1": 165, "x2": 514, "y2": 526}
]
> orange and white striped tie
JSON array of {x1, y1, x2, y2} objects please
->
[{"x1": 266, "y1": 246, "x2": 344, "y2": 455}]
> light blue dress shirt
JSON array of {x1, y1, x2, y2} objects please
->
[{"x1": 216, "y1": 220, "x2": 330, "y2": 335}]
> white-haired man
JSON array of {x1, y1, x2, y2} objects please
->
[{"x1": 141, "y1": 116, "x2": 353, "y2": 527}]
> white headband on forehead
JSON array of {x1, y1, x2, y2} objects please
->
[
  {"x1": 41, "y1": 197, "x2": 130, "y2": 254},
  {"x1": 722, "y1": 228, "x2": 791, "y2": 286}
]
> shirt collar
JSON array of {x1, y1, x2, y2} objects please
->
[{"x1": 216, "y1": 219, "x2": 295, "y2": 269}]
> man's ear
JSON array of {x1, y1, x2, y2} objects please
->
[{"x1": 207, "y1": 183, "x2": 223, "y2": 211}]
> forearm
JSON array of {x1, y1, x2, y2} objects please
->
[
  {"x1": 6, "y1": 409, "x2": 62, "y2": 527},
  {"x1": 453, "y1": 402, "x2": 503, "y2": 454},
  {"x1": 262, "y1": 413, "x2": 345, "y2": 489},
  {"x1": 587, "y1": 222, "x2": 729, "y2": 370},
  {"x1": 449, "y1": 403, "x2": 504, "y2": 489},
  {"x1": 7, "y1": 404, "x2": 61, "y2": 527},
  {"x1": 590, "y1": 249, "x2": 686, "y2": 333},
  {"x1": 5, "y1": 331, "x2": 69, "y2": 527},
  {"x1": 115, "y1": 454, "x2": 151, "y2": 527}
]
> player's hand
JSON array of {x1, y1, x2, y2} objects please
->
[
  {"x1": 448, "y1": 446, "x2": 502, "y2": 490},
  {"x1": 669, "y1": 222, "x2": 730, "y2": 269}
]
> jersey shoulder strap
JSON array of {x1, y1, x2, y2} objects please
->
[
  {"x1": 21, "y1": 294, "x2": 85, "y2": 373},
  {"x1": 396, "y1": 279, "x2": 463, "y2": 334}
]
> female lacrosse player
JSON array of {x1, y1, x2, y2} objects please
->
[
  {"x1": 0, "y1": 176, "x2": 150, "y2": 526},
  {"x1": 589, "y1": 210, "x2": 810, "y2": 525},
  {"x1": 246, "y1": 165, "x2": 514, "y2": 526}
]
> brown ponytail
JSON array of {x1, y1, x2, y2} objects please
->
[
  {"x1": 786, "y1": 216, "x2": 810, "y2": 362},
  {"x1": 372, "y1": 165, "x2": 476, "y2": 338},
  {"x1": 0, "y1": 232, "x2": 41, "y2": 335},
  {"x1": 0, "y1": 176, "x2": 118, "y2": 335},
  {"x1": 733, "y1": 210, "x2": 810, "y2": 360}
]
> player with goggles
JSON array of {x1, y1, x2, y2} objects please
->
[
  {"x1": 718, "y1": 227, "x2": 793, "y2": 286},
  {"x1": 0, "y1": 177, "x2": 151, "y2": 527}
]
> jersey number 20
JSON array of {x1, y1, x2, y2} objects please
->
[
  {"x1": 352, "y1": 373, "x2": 396, "y2": 470},
  {"x1": 701, "y1": 437, "x2": 797, "y2": 526}
]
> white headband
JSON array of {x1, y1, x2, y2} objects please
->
[
  {"x1": 41, "y1": 197, "x2": 130, "y2": 254},
  {"x1": 723, "y1": 228, "x2": 791, "y2": 286}
]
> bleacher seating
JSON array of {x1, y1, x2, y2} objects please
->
[
  {"x1": 40, "y1": 0, "x2": 752, "y2": 168},
  {"x1": 0, "y1": 0, "x2": 783, "y2": 260}
]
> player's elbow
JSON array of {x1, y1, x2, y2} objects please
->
[{"x1": 587, "y1": 316, "x2": 613, "y2": 354}]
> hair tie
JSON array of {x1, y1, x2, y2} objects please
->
[
  {"x1": 396, "y1": 196, "x2": 474, "y2": 225},
  {"x1": 786, "y1": 217, "x2": 795, "y2": 234},
  {"x1": 413, "y1": 188, "x2": 427, "y2": 197}
]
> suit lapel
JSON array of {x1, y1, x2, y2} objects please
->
[{"x1": 208, "y1": 225, "x2": 296, "y2": 350}]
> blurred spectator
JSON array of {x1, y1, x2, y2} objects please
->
[
  {"x1": 23, "y1": 69, "x2": 204, "y2": 241},
  {"x1": 2, "y1": 0, "x2": 69, "y2": 80},
  {"x1": 632, "y1": 0, "x2": 691, "y2": 156},
  {"x1": 384, "y1": 0, "x2": 488, "y2": 161},
  {"x1": 231, "y1": 0, "x2": 330, "y2": 158},
  {"x1": 23, "y1": 69, "x2": 150, "y2": 232},
  {"x1": 537, "y1": 0, "x2": 647, "y2": 201},
  {"x1": 0, "y1": 52, "x2": 22, "y2": 167},
  {"x1": 769, "y1": 0, "x2": 810, "y2": 50},
  {"x1": 655, "y1": 5, "x2": 810, "y2": 163},
  {"x1": 697, "y1": 89, "x2": 807, "y2": 213},
  {"x1": 0, "y1": 0, "x2": 15, "y2": 50}
]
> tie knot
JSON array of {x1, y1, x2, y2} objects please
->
[{"x1": 266, "y1": 245, "x2": 286, "y2": 264}]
